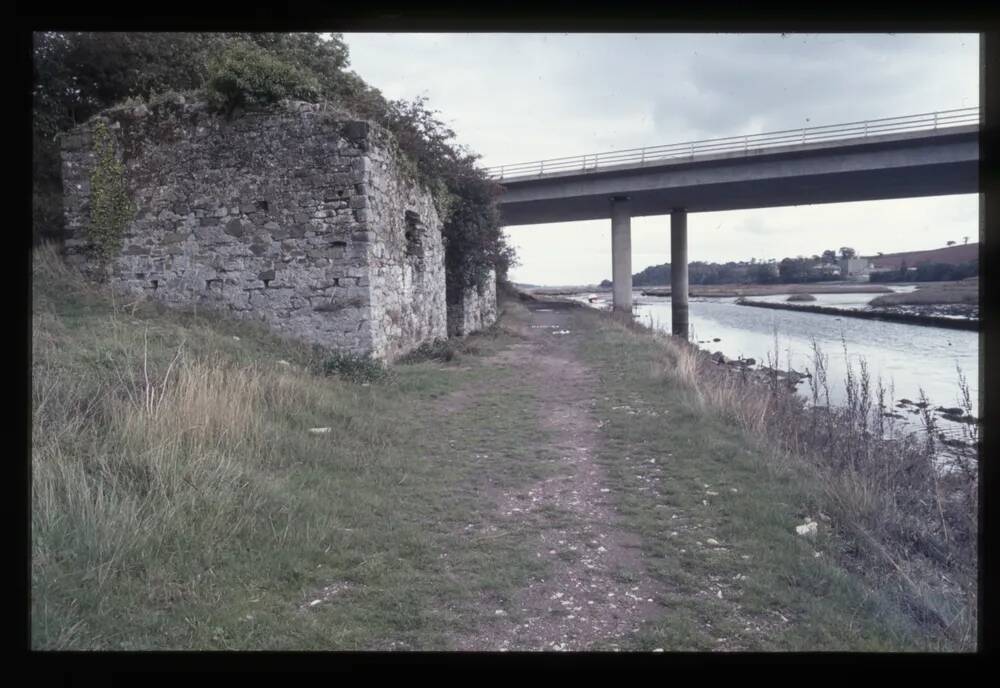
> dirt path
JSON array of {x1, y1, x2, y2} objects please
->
[{"x1": 454, "y1": 302, "x2": 665, "y2": 651}]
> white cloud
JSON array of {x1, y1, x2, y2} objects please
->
[{"x1": 343, "y1": 33, "x2": 979, "y2": 285}]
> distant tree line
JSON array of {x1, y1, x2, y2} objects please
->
[
  {"x1": 617, "y1": 247, "x2": 853, "y2": 287},
  {"x1": 602, "y1": 245, "x2": 978, "y2": 287}
]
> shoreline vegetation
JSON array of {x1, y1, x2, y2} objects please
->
[
  {"x1": 639, "y1": 283, "x2": 893, "y2": 297},
  {"x1": 735, "y1": 299, "x2": 979, "y2": 331},
  {"x1": 523, "y1": 283, "x2": 897, "y2": 298},
  {"x1": 527, "y1": 279, "x2": 979, "y2": 329},
  {"x1": 32, "y1": 247, "x2": 977, "y2": 650},
  {"x1": 562, "y1": 299, "x2": 978, "y2": 649}
]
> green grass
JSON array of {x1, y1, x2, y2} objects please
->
[
  {"x1": 567, "y1": 308, "x2": 942, "y2": 651},
  {"x1": 31, "y1": 244, "x2": 966, "y2": 651},
  {"x1": 31, "y1": 246, "x2": 553, "y2": 650}
]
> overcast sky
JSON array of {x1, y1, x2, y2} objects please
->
[{"x1": 342, "y1": 33, "x2": 980, "y2": 285}]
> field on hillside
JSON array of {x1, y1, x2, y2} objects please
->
[{"x1": 869, "y1": 278, "x2": 979, "y2": 307}]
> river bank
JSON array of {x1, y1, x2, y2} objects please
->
[
  {"x1": 563, "y1": 300, "x2": 976, "y2": 649},
  {"x1": 32, "y1": 245, "x2": 973, "y2": 650},
  {"x1": 735, "y1": 298, "x2": 979, "y2": 331},
  {"x1": 639, "y1": 283, "x2": 893, "y2": 298}
]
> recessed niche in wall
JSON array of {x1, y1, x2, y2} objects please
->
[{"x1": 405, "y1": 210, "x2": 424, "y2": 258}]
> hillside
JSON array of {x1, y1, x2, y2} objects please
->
[{"x1": 866, "y1": 242, "x2": 978, "y2": 270}]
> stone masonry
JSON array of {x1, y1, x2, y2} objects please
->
[
  {"x1": 448, "y1": 268, "x2": 498, "y2": 337},
  {"x1": 60, "y1": 97, "x2": 450, "y2": 361}
]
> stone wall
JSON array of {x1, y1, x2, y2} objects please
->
[
  {"x1": 60, "y1": 97, "x2": 446, "y2": 360},
  {"x1": 448, "y1": 269, "x2": 498, "y2": 337}
]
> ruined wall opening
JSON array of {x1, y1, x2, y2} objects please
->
[{"x1": 405, "y1": 210, "x2": 424, "y2": 259}]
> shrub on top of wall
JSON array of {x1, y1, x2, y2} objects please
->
[{"x1": 205, "y1": 41, "x2": 322, "y2": 115}]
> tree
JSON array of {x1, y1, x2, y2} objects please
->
[
  {"x1": 32, "y1": 32, "x2": 239, "y2": 243},
  {"x1": 32, "y1": 32, "x2": 514, "y2": 301},
  {"x1": 964, "y1": 236, "x2": 970, "y2": 245},
  {"x1": 821, "y1": 249, "x2": 837, "y2": 264},
  {"x1": 947, "y1": 240, "x2": 956, "y2": 246},
  {"x1": 778, "y1": 257, "x2": 808, "y2": 283},
  {"x1": 839, "y1": 246, "x2": 856, "y2": 260}
]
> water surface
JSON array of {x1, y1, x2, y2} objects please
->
[{"x1": 570, "y1": 289, "x2": 980, "y2": 434}]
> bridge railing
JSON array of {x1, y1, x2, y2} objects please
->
[{"x1": 483, "y1": 106, "x2": 980, "y2": 181}]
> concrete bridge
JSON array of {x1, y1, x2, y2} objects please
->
[{"x1": 487, "y1": 108, "x2": 980, "y2": 338}]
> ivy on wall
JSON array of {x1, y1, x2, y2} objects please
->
[{"x1": 85, "y1": 120, "x2": 134, "y2": 270}]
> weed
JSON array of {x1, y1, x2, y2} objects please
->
[{"x1": 318, "y1": 351, "x2": 389, "y2": 384}]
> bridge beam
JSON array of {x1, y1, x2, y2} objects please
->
[
  {"x1": 611, "y1": 196, "x2": 632, "y2": 313},
  {"x1": 671, "y1": 208, "x2": 689, "y2": 339}
]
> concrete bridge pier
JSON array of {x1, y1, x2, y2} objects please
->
[
  {"x1": 611, "y1": 196, "x2": 632, "y2": 313},
  {"x1": 671, "y1": 208, "x2": 689, "y2": 339}
]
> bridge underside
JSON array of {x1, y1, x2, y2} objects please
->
[{"x1": 498, "y1": 161, "x2": 978, "y2": 226}]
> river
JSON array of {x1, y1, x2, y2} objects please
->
[{"x1": 567, "y1": 288, "x2": 980, "y2": 440}]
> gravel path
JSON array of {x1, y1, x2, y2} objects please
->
[{"x1": 454, "y1": 302, "x2": 665, "y2": 651}]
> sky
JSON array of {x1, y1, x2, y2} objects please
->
[{"x1": 342, "y1": 33, "x2": 980, "y2": 285}]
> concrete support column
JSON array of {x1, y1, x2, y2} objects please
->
[
  {"x1": 671, "y1": 208, "x2": 689, "y2": 339},
  {"x1": 611, "y1": 196, "x2": 632, "y2": 312}
]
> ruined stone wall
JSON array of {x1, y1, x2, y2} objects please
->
[
  {"x1": 363, "y1": 132, "x2": 447, "y2": 360},
  {"x1": 60, "y1": 97, "x2": 447, "y2": 360},
  {"x1": 447, "y1": 269, "x2": 498, "y2": 337}
]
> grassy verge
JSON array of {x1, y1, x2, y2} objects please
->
[
  {"x1": 567, "y1": 307, "x2": 974, "y2": 651},
  {"x1": 32, "y1": 244, "x2": 974, "y2": 651},
  {"x1": 869, "y1": 280, "x2": 979, "y2": 307},
  {"x1": 31, "y1": 245, "x2": 556, "y2": 650}
]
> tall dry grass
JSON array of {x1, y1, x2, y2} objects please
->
[
  {"x1": 638, "y1": 318, "x2": 978, "y2": 648},
  {"x1": 31, "y1": 244, "x2": 350, "y2": 642}
]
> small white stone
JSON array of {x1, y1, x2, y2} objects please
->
[
  {"x1": 706, "y1": 538, "x2": 720, "y2": 546},
  {"x1": 495, "y1": 609, "x2": 506, "y2": 616},
  {"x1": 308, "y1": 427, "x2": 331, "y2": 434},
  {"x1": 795, "y1": 521, "x2": 819, "y2": 538}
]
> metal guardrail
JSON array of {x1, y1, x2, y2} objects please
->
[{"x1": 484, "y1": 107, "x2": 980, "y2": 181}]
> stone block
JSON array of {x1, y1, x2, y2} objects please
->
[{"x1": 224, "y1": 219, "x2": 245, "y2": 237}]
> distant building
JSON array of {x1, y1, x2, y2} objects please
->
[
  {"x1": 838, "y1": 257, "x2": 874, "y2": 281},
  {"x1": 811, "y1": 264, "x2": 841, "y2": 277}
]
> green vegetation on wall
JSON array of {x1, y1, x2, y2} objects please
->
[
  {"x1": 85, "y1": 120, "x2": 134, "y2": 269},
  {"x1": 33, "y1": 32, "x2": 514, "y2": 297},
  {"x1": 205, "y1": 41, "x2": 322, "y2": 115}
]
